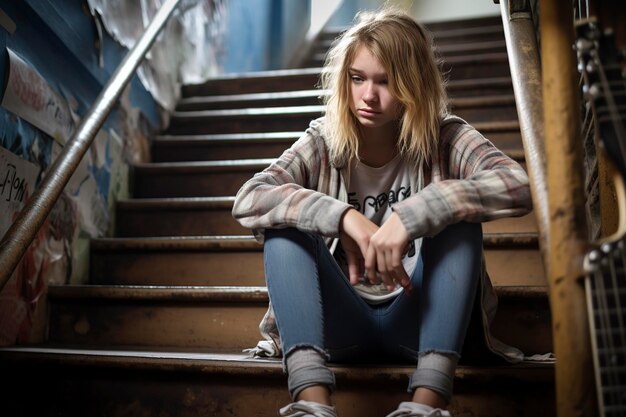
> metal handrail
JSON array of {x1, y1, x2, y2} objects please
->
[
  {"x1": 498, "y1": 0, "x2": 550, "y2": 264},
  {"x1": 499, "y1": 0, "x2": 597, "y2": 415},
  {"x1": 0, "y1": 0, "x2": 182, "y2": 290}
]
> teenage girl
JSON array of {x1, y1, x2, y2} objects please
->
[{"x1": 233, "y1": 7, "x2": 531, "y2": 417}]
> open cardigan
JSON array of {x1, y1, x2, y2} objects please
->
[{"x1": 232, "y1": 115, "x2": 533, "y2": 364}]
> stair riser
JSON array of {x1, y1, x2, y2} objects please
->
[
  {"x1": 152, "y1": 141, "x2": 292, "y2": 162},
  {"x1": 48, "y1": 300, "x2": 266, "y2": 349},
  {"x1": 183, "y1": 73, "x2": 320, "y2": 97},
  {"x1": 151, "y1": 131, "x2": 522, "y2": 163},
  {"x1": 177, "y1": 95, "x2": 321, "y2": 111},
  {"x1": 116, "y1": 208, "x2": 537, "y2": 238},
  {"x1": 3, "y1": 362, "x2": 555, "y2": 417},
  {"x1": 116, "y1": 208, "x2": 249, "y2": 237},
  {"x1": 444, "y1": 58, "x2": 510, "y2": 80},
  {"x1": 313, "y1": 41, "x2": 507, "y2": 60},
  {"x1": 90, "y1": 250, "x2": 265, "y2": 285},
  {"x1": 183, "y1": 62, "x2": 511, "y2": 98},
  {"x1": 132, "y1": 170, "x2": 256, "y2": 197},
  {"x1": 132, "y1": 157, "x2": 526, "y2": 198},
  {"x1": 433, "y1": 30, "x2": 505, "y2": 45},
  {"x1": 90, "y1": 247, "x2": 545, "y2": 287},
  {"x1": 47, "y1": 294, "x2": 550, "y2": 353},
  {"x1": 176, "y1": 94, "x2": 515, "y2": 112},
  {"x1": 305, "y1": 59, "x2": 511, "y2": 81},
  {"x1": 491, "y1": 295, "x2": 553, "y2": 355},
  {"x1": 320, "y1": 28, "x2": 505, "y2": 46},
  {"x1": 175, "y1": 101, "x2": 517, "y2": 123},
  {"x1": 167, "y1": 113, "x2": 320, "y2": 135}
]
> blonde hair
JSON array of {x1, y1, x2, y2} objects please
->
[{"x1": 321, "y1": 6, "x2": 448, "y2": 167}]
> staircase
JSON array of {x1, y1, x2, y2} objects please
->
[{"x1": 1, "y1": 15, "x2": 554, "y2": 417}]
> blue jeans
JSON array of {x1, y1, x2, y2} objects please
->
[{"x1": 263, "y1": 221, "x2": 482, "y2": 363}]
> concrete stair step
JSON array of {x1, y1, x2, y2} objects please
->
[
  {"x1": 166, "y1": 105, "x2": 325, "y2": 135},
  {"x1": 175, "y1": 92, "x2": 517, "y2": 124},
  {"x1": 130, "y1": 158, "x2": 275, "y2": 197},
  {"x1": 177, "y1": 89, "x2": 324, "y2": 111},
  {"x1": 89, "y1": 234, "x2": 545, "y2": 288},
  {"x1": 312, "y1": 39, "x2": 507, "y2": 61},
  {"x1": 320, "y1": 20, "x2": 504, "y2": 45},
  {"x1": 423, "y1": 15, "x2": 502, "y2": 31},
  {"x1": 115, "y1": 196, "x2": 537, "y2": 238},
  {"x1": 43, "y1": 284, "x2": 550, "y2": 354},
  {"x1": 132, "y1": 143, "x2": 524, "y2": 198},
  {"x1": 183, "y1": 70, "x2": 513, "y2": 99},
  {"x1": 182, "y1": 56, "x2": 511, "y2": 98},
  {"x1": 0, "y1": 346, "x2": 554, "y2": 417},
  {"x1": 182, "y1": 67, "x2": 322, "y2": 97},
  {"x1": 152, "y1": 132, "x2": 301, "y2": 162},
  {"x1": 152, "y1": 134, "x2": 524, "y2": 164}
]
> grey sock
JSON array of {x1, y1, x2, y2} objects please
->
[{"x1": 286, "y1": 348, "x2": 336, "y2": 400}]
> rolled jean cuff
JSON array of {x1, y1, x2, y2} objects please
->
[
  {"x1": 408, "y1": 368, "x2": 454, "y2": 403},
  {"x1": 286, "y1": 348, "x2": 336, "y2": 400}
]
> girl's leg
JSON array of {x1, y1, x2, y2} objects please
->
[
  {"x1": 263, "y1": 228, "x2": 376, "y2": 401},
  {"x1": 380, "y1": 221, "x2": 482, "y2": 405},
  {"x1": 412, "y1": 221, "x2": 482, "y2": 404}
]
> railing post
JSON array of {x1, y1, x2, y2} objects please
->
[
  {"x1": 0, "y1": 0, "x2": 181, "y2": 291},
  {"x1": 540, "y1": 0, "x2": 597, "y2": 415}
]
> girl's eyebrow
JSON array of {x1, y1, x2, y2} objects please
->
[{"x1": 348, "y1": 67, "x2": 387, "y2": 78}]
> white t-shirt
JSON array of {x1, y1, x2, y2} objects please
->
[{"x1": 334, "y1": 155, "x2": 421, "y2": 304}]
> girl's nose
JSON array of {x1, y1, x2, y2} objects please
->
[{"x1": 363, "y1": 83, "x2": 378, "y2": 102}]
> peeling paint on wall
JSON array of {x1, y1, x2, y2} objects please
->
[{"x1": 87, "y1": 0, "x2": 227, "y2": 111}]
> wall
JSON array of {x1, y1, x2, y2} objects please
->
[
  {"x1": 223, "y1": 0, "x2": 311, "y2": 73},
  {"x1": 327, "y1": 0, "x2": 499, "y2": 26},
  {"x1": 0, "y1": 0, "x2": 223, "y2": 346},
  {"x1": 0, "y1": 0, "x2": 309, "y2": 346}
]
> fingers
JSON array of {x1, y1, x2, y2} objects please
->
[
  {"x1": 345, "y1": 249, "x2": 364, "y2": 285},
  {"x1": 365, "y1": 215, "x2": 412, "y2": 293}
]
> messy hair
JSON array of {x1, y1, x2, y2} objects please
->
[{"x1": 321, "y1": 6, "x2": 448, "y2": 167}]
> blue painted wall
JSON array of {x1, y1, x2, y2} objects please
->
[{"x1": 224, "y1": 0, "x2": 311, "y2": 72}]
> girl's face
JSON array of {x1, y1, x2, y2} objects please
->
[{"x1": 348, "y1": 46, "x2": 402, "y2": 130}]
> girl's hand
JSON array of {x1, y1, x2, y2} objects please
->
[
  {"x1": 339, "y1": 209, "x2": 379, "y2": 285},
  {"x1": 365, "y1": 212, "x2": 412, "y2": 292}
]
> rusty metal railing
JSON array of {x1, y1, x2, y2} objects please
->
[{"x1": 499, "y1": 0, "x2": 598, "y2": 415}]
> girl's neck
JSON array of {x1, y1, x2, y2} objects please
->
[{"x1": 357, "y1": 123, "x2": 399, "y2": 167}]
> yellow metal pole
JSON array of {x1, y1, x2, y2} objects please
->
[{"x1": 540, "y1": 0, "x2": 597, "y2": 415}]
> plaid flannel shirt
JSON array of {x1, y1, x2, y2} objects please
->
[{"x1": 233, "y1": 115, "x2": 533, "y2": 363}]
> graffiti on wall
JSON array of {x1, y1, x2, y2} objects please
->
[{"x1": 0, "y1": 49, "x2": 129, "y2": 346}]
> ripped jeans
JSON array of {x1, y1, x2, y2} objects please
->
[{"x1": 263, "y1": 222, "x2": 482, "y2": 401}]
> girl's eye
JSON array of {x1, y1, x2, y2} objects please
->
[
  {"x1": 380, "y1": 79, "x2": 388, "y2": 85},
  {"x1": 350, "y1": 75, "x2": 363, "y2": 83}
]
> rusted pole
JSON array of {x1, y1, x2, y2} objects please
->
[{"x1": 540, "y1": 0, "x2": 597, "y2": 416}]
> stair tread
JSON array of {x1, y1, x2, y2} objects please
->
[
  {"x1": 316, "y1": 39, "x2": 507, "y2": 54},
  {"x1": 171, "y1": 104, "x2": 325, "y2": 119},
  {"x1": 0, "y1": 345, "x2": 553, "y2": 381},
  {"x1": 117, "y1": 196, "x2": 236, "y2": 210},
  {"x1": 155, "y1": 131, "x2": 301, "y2": 143},
  {"x1": 179, "y1": 89, "x2": 323, "y2": 105},
  {"x1": 175, "y1": 92, "x2": 515, "y2": 111},
  {"x1": 47, "y1": 284, "x2": 547, "y2": 301},
  {"x1": 323, "y1": 24, "x2": 504, "y2": 40},
  {"x1": 91, "y1": 232, "x2": 539, "y2": 250},
  {"x1": 133, "y1": 158, "x2": 275, "y2": 172}
]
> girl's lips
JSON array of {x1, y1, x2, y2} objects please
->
[{"x1": 358, "y1": 108, "x2": 381, "y2": 116}]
